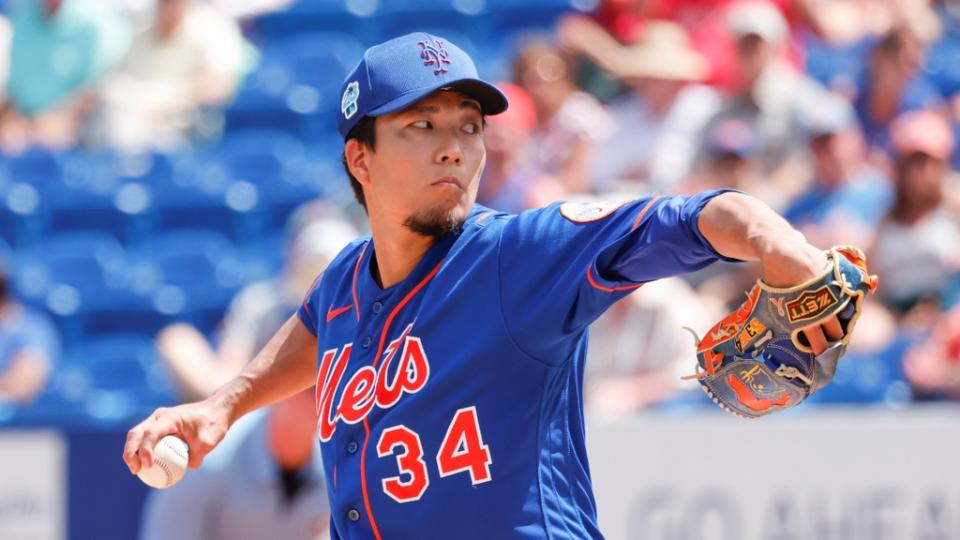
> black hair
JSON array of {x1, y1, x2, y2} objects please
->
[{"x1": 341, "y1": 116, "x2": 377, "y2": 212}]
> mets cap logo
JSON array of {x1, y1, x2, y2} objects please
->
[
  {"x1": 419, "y1": 39, "x2": 451, "y2": 75},
  {"x1": 341, "y1": 81, "x2": 360, "y2": 120}
]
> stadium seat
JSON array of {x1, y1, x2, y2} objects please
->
[
  {"x1": 240, "y1": 232, "x2": 285, "y2": 283},
  {"x1": 274, "y1": 32, "x2": 364, "y2": 87},
  {"x1": 217, "y1": 129, "x2": 305, "y2": 183},
  {"x1": 253, "y1": 5, "x2": 382, "y2": 43},
  {"x1": 44, "y1": 184, "x2": 148, "y2": 243},
  {"x1": 62, "y1": 334, "x2": 175, "y2": 421},
  {"x1": 132, "y1": 229, "x2": 241, "y2": 288},
  {"x1": 0, "y1": 180, "x2": 45, "y2": 248},
  {"x1": 5, "y1": 148, "x2": 62, "y2": 185},
  {"x1": 150, "y1": 170, "x2": 261, "y2": 241},
  {"x1": 13, "y1": 232, "x2": 127, "y2": 311},
  {"x1": 77, "y1": 289, "x2": 172, "y2": 337},
  {"x1": 0, "y1": 237, "x2": 10, "y2": 264},
  {"x1": 222, "y1": 98, "x2": 304, "y2": 136}
]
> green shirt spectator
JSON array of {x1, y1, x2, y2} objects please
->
[{"x1": 7, "y1": 0, "x2": 131, "y2": 116}]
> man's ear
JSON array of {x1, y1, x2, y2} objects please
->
[{"x1": 345, "y1": 139, "x2": 371, "y2": 187}]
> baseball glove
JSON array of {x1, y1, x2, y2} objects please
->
[{"x1": 685, "y1": 245, "x2": 878, "y2": 418}]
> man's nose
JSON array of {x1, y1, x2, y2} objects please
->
[{"x1": 436, "y1": 137, "x2": 463, "y2": 165}]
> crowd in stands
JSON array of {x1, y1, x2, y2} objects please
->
[{"x1": 0, "y1": 0, "x2": 959, "y2": 430}]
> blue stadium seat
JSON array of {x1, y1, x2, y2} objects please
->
[
  {"x1": 134, "y1": 229, "x2": 238, "y2": 285},
  {"x1": 77, "y1": 289, "x2": 172, "y2": 337},
  {"x1": 0, "y1": 180, "x2": 45, "y2": 248},
  {"x1": 488, "y1": 0, "x2": 572, "y2": 33},
  {"x1": 380, "y1": 5, "x2": 486, "y2": 43},
  {"x1": 62, "y1": 334, "x2": 175, "y2": 421},
  {"x1": 13, "y1": 232, "x2": 128, "y2": 315},
  {"x1": 241, "y1": 232, "x2": 285, "y2": 283},
  {"x1": 150, "y1": 170, "x2": 261, "y2": 241},
  {"x1": 222, "y1": 98, "x2": 304, "y2": 136},
  {"x1": 38, "y1": 231, "x2": 126, "y2": 288},
  {"x1": 217, "y1": 129, "x2": 305, "y2": 183},
  {"x1": 0, "y1": 204, "x2": 16, "y2": 248},
  {"x1": 273, "y1": 32, "x2": 364, "y2": 88},
  {"x1": 253, "y1": 4, "x2": 382, "y2": 43},
  {"x1": 44, "y1": 184, "x2": 149, "y2": 243},
  {"x1": 5, "y1": 148, "x2": 62, "y2": 185}
]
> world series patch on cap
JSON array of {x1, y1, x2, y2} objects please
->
[{"x1": 336, "y1": 32, "x2": 508, "y2": 138}]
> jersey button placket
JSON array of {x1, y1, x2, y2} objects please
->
[
  {"x1": 372, "y1": 301, "x2": 383, "y2": 313},
  {"x1": 346, "y1": 440, "x2": 359, "y2": 454},
  {"x1": 347, "y1": 508, "x2": 361, "y2": 522}
]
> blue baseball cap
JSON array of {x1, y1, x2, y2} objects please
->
[{"x1": 337, "y1": 32, "x2": 509, "y2": 138}]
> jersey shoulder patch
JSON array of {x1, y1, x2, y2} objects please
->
[{"x1": 559, "y1": 199, "x2": 631, "y2": 223}]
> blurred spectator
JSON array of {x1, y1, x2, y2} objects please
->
[
  {"x1": 903, "y1": 302, "x2": 960, "y2": 399},
  {"x1": 559, "y1": 0, "x2": 814, "y2": 98},
  {"x1": 931, "y1": 0, "x2": 960, "y2": 124},
  {"x1": 156, "y1": 201, "x2": 358, "y2": 401},
  {"x1": 784, "y1": 95, "x2": 893, "y2": 249},
  {"x1": 208, "y1": 0, "x2": 294, "y2": 19},
  {"x1": 589, "y1": 21, "x2": 721, "y2": 192},
  {"x1": 513, "y1": 38, "x2": 613, "y2": 195},
  {"x1": 855, "y1": 25, "x2": 946, "y2": 159},
  {"x1": 697, "y1": 1, "x2": 838, "y2": 208},
  {"x1": 139, "y1": 388, "x2": 329, "y2": 540},
  {"x1": 0, "y1": 0, "x2": 131, "y2": 153},
  {"x1": 585, "y1": 277, "x2": 724, "y2": 416},
  {"x1": 0, "y1": 269, "x2": 58, "y2": 404},
  {"x1": 870, "y1": 110, "x2": 960, "y2": 317},
  {"x1": 799, "y1": 0, "x2": 941, "y2": 45},
  {"x1": 555, "y1": 0, "x2": 646, "y2": 101},
  {"x1": 479, "y1": 83, "x2": 563, "y2": 213},
  {"x1": 0, "y1": 15, "x2": 11, "y2": 103},
  {"x1": 86, "y1": 0, "x2": 249, "y2": 152},
  {"x1": 685, "y1": 116, "x2": 761, "y2": 193}
]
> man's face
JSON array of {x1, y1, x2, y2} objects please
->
[
  {"x1": 359, "y1": 90, "x2": 486, "y2": 237},
  {"x1": 900, "y1": 151, "x2": 946, "y2": 203},
  {"x1": 735, "y1": 34, "x2": 775, "y2": 90}
]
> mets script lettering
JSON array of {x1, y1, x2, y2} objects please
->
[{"x1": 315, "y1": 324, "x2": 430, "y2": 442}]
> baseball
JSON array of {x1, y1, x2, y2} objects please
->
[{"x1": 137, "y1": 435, "x2": 189, "y2": 489}]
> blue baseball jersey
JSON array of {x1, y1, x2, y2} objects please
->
[{"x1": 298, "y1": 190, "x2": 736, "y2": 539}]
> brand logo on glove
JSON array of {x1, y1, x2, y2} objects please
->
[
  {"x1": 735, "y1": 319, "x2": 767, "y2": 353},
  {"x1": 728, "y1": 365, "x2": 791, "y2": 412},
  {"x1": 786, "y1": 286, "x2": 838, "y2": 323}
]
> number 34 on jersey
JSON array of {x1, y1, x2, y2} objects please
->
[
  {"x1": 315, "y1": 327, "x2": 493, "y2": 503},
  {"x1": 378, "y1": 407, "x2": 493, "y2": 503}
]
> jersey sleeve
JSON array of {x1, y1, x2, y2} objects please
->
[
  {"x1": 498, "y1": 189, "x2": 739, "y2": 365},
  {"x1": 297, "y1": 272, "x2": 324, "y2": 336}
]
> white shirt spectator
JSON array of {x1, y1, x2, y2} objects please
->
[
  {"x1": 88, "y1": 1, "x2": 248, "y2": 151},
  {"x1": 872, "y1": 207, "x2": 960, "y2": 307},
  {"x1": 591, "y1": 84, "x2": 721, "y2": 193}
]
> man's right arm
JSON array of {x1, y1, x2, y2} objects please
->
[{"x1": 123, "y1": 315, "x2": 317, "y2": 474}]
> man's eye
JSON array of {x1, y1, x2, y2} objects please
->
[
  {"x1": 463, "y1": 123, "x2": 480, "y2": 134},
  {"x1": 412, "y1": 120, "x2": 431, "y2": 129}
]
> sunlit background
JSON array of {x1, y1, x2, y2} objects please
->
[{"x1": 0, "y1": 0, "x2": 958, "y2": 538}]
